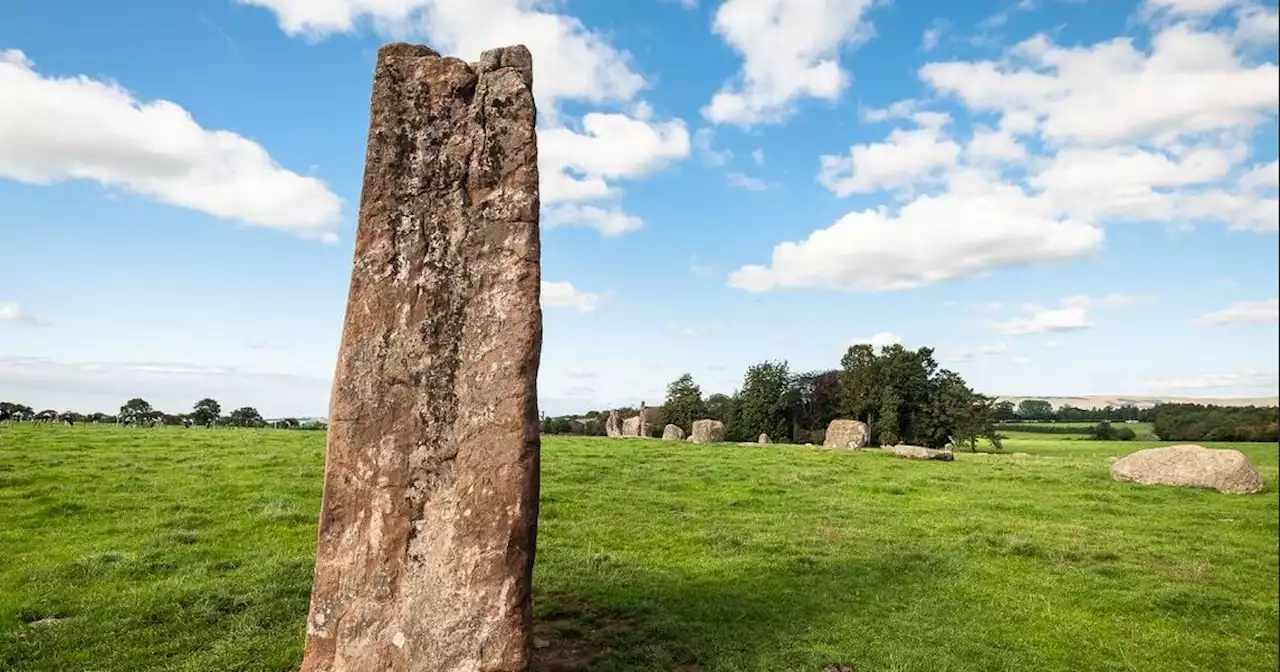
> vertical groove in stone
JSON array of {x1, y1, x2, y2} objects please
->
[{"x1": 301, "y1": 42, "x2": 541, "y2": 672}]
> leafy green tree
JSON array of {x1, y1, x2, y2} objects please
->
[
  {"x1": 735, "y1": 360, "x2": 796, "y2": 442},
  {"x1": 1091, "y1": 421, "x2": 1116, "y2": 440},
  {"x1": 1018, "y1": 399, "x2": 1054, "y2": 420},
  {"x1": 703, "y1": 393, "x2": 734, "y2": 423},
  {"x1": 661, "y1": 373, "x2": 706, "y2": 433},
  {"x1": 229, "y1": 406, "x2": 264, "y2": 427},
  {"x1": 192, "y1": 398, "x2": 221, "y2": 426},
  {"x1": 1114, "y1": 426, "x2": 1136, "y2": 441},
  {"x1": 119, "y1": 398, "x2": 154, "y2": 424},
  {"x1": 993, "y1": 400, "x2": 1017, "y2": 421}
]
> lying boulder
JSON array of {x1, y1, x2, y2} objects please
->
[
  {"x1": 758, "y1": 433, "x2": 770, "y2": 444},
  {"x1": 662, "y1": 424, "x2": 685, "y2": 441},
  {"x1": 887, "y1": 444, "x2": 955, "y2": 461},
  {"x1": 823, "y1": 419, "x2": 869, "y2": 449},
  {"x1": 690, "y1": 419, "x2": 725, "y2": 444},
  {"x1": 1111, "y1": 445, "x2": 1263, "y2": 494}
]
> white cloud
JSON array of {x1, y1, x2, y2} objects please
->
[
  {"x1": 1060, "y1": 293, "x2": 1142, "y2": 310},
  {"x1": 1012, "y1": 356, "x2": 1033, "y2": 365},
  {"x1": 852, "y1": 331, "x2": 903, "y2": 349},
  {"x1": 693, "y1": 127, "x2": 734, "y2": 166},
  {"x1": 544, "y1": 204, "x2": 644, "y2": 236},
  {"x1": 541, "y1": 281, "x2": 607, "y2": 313},
  {"x1": 1241, "y1": 160, "x2": 1280, "y2": 190},
  {"x1": 921, "y1": 24, "x2": 1279, "y2": 147},
  {"x1": 539, "y1": 112, "x2": 691, "y2": 204},
  {"x1": 703, "y1": 0, "x2": 879, "y2": 126},
  {"x1": 922, "y1": 21, "x2": 947, "y2": 52},
  {"x1": 1044, "y1": 339, "x2": 1061, "y2": 348},
  {"x1": 0, "y1": 49, "x2": 342, "y2": 241},
  {"x1": 1233, "y1": 4, "x2": 1280, "y2": 44},
  {"x1": 986, "y1": 306, "x2": 1092, "y2": 335},
  {"x1": 727, "y1": 172, "x2": 768, "y2": 191},
  {"x1": 1143, "y1": 0, "x2": 1240, "y2": 16},
  {"x1": 728, "y1": 172, "x2": 1102, "y2": 292},
  {"x1": 818, "y1": 123, "x2": 962, "y2": 196},
  {"x1": 948, "y1": 342, "x2": 1008, "y2": 362},
  {"x1": 966, "y1": 126, "x2": 1028, "y2": 163},
  {"x1": 0, "y1": 356, "x2": 331, "y2": 417},
  {"x1": 752, "y1": 148, "x2": 766, "y2": 165},
  {"x1": 861, "y1": 99, "x2": 919, "y2": 123},
  {"x1": 0, "y1": 302, "x2": 40, "y2": 325},
  {"x1": 1143, "y1": 369, "x2": 1279, "y2": 391},
  {"x1": 1191, "y1": 298, "x2": 1280, "y2": 326},
  {"x1": 236, "y1": 0, "x2": 645, "y2": 110},
  {"x1": 689, "y1": 255, "x2": 717, "y2": 277}
]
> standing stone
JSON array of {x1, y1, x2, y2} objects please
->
[
  {"x1": 886, "y1": 444, "x2": 955, "y2": 461},
  {"x1": 605, "y1": 410, "x2": 621, "y2": 438},
  {"x1": 662, "y1": 424, "x2": 685, "y2": 441},
  {"x1": 758, "y1": 433, "x2": 770, "y2": 444},
  {"x1": 1111, "y1": 445, "x2": 1264, "y2": 494},
  {"x1": 621, "y1": 416, "x2": 641, "y2": 437},
  {"x1": 690, "y1": 419, "x2": 725, "y2": 444},
  {"x1": 301, "y1": 43, "x2": 542, "y2": 672},
  {"x1": 824, "y1": 419, "x2": 870, "y2": 449}
]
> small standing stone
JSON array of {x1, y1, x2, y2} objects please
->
[
  {"x1": 758, "y1": 433, "x2": 770, "y2": 444},
  {"x1": 823, "y1": 419, "x2": 870, "y2": 449},
  {"x1": 662, "y1": 424, "x2": 685, "y2": 441},
  {"x1": 690, "y1": 419, "x2": 725, "y2": 444}
]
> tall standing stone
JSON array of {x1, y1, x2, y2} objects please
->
[
  {"x1": 605, "y1": 410, "x2": 622, "y2": 437},
  {"x1": 301, "y1": 43, "x2": 542, "y2": 672}
]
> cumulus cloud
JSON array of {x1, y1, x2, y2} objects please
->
[
  {"x1": 728, "y1": 172, "x2": 1102, "y2": 293},
  {"x1": 851, "y1": 332, "x2": 903, "y2": 349},
  {"x1": 703, "y1": 0, "x2": 879, "y2": 126},
  {"x1": 1143, "y1": 369, "x2": 1279, "y2": 391},
  {"x1": 541, "y1": 281, "x2": 608, "y2": 313},
  {"x1": 539, "y1": 113, "x2": 690, "y2": 203},
  {"x1": 1191, "y1": 298, "x2": 1280, "y2": 326},
  {"x1": 818, "y1": 122, "x2": 962, "y2": 196},
  {"x1": 986, "y1": 306, "x2": 1092, "y2": 336},
  {"x1": 543, "y1": 204, "x2": 643, "y2": 237},
  {"x1": 921, "y1": 24, "x2": 1279, "y2": 147},
  {"x1": 0, "y1": 49, "x2": 342, "y2": 241},
  {"x1": 727, "y1": 172, "x2": 768, "y2": 191},
  {"x1": 1060, "y1": 293, "x2": 1143, "y2": 310},
  {"x1": 236, "y1": 0, "x2": 645, "y2": 110}
]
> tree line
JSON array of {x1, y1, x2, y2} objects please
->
[
  {"x1": 1149, "y1": 403, "x2": 1279, "y2": 442},
  {"x1": 0, "y1": 398, "x2": 326, "y2": 429},
  {"x1": 543, "y1": 343, "x2": 1005, "y2": 450}
]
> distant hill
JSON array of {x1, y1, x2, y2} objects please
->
[{"x1": 993, "y1": 395, "x2": 1279, "y2": 410}]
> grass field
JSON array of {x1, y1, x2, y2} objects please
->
[{"x1": 0, "y1": 426, "x2": 1276, "y2": 671}]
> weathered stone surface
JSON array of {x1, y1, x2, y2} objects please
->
[
  {"x1": 758, "y1": 433, "x2": 770, "y2": 444},
  {"x1": 823, "y1": 419, "x2": 869, "y2": 449},
  {"x1": 690, "y1": 419, "x2": 725, "y2": 444},
  {"x1": 605, "y1": 410, "x2": 621, "y2": 438},
  {"x1": 301, "y1": 43, "x2": 542, "y2": 672},
  {"x1": 622, "y1": 416, "x2": 641, "y2": 437},
  {"x1": 662, "y1": 424, "x2": 685, "y2": 441},
  {"x1": 1111, "y1": 445, "x2": 1264, "y2": 494},
  {"x1": 887, "y1": 444, "x2": 955, "y2": 461}
]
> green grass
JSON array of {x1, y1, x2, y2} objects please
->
[{"x1": 0, "y1": 425, "x2": 1276, "y2": 671}]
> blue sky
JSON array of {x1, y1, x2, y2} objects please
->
[{"x1": 1, "y1": 0, "x2": 1277, "y2": 417}]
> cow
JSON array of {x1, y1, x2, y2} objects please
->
[{"x1": 182, "y1": 418, "x2": 193, "y2": 429}]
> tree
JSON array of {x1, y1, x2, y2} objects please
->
[
  {"x1": 192, "y1": 398, "x2": 221, "y2": 426},
  {"x1": 993, "y1": 400, "x2": 1017, "y2": 421},
  {"x1": 735, "y1": 360, "x2": 796, "y2": 442},
  {"x1": 1114, "y1": 426, "x2": 1136, "y2": 441},
  {"x1": 792, "y1": 370, "x2": 840, "y2": 443},
  {"x1": 229, "y1": 406, "x2": 264, "y2": 427},
  {"x1": 119, "y1": 398, "x2": 154, "y2": 424},
  {"x1": 661, "y1": 373, "x2": 705, "y2": 433},
  {"x1": 703, "y1": 393, "x2": 734, "y2": 423},
  {"x1": 1091, "y1": 421, "x2": 1116, "y2": 440},
  {"x1": 1018, "y1": 399, "x2": 1054, "y2": 420}
]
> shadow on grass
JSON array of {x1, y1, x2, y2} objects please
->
[{"x1": 532, "y1": 548, "x2": 947, "y2": 672}]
